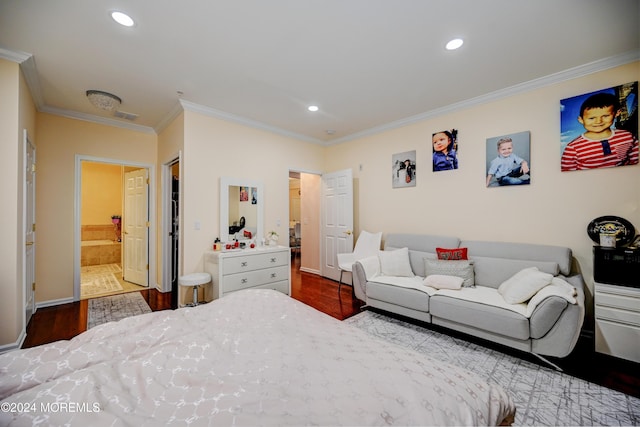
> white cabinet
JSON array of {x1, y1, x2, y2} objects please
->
[
  {"x1": 204, "y1": 246, "x2": 291, "y2": 300},
  {"x1": 594, "y1": 282, "x2": 640, "y2": 363}
]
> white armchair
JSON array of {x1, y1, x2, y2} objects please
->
[{"x1": 337, "y1": 230, "x2": 382, "y2": 294}]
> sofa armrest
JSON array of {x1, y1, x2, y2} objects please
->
[
  {"x1": 352, "y1": 256, "x2": 381, "y2": 302},
  {"x1": 529, "y1": 297, "x2": 569, "y2": 338},
  {"x1": 531, "y1": 274, "x2": 586, "y2": 358}
]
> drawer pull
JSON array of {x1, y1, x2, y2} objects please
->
[
  {"x1": 241, "y1": 278, "x2": 248, "y2": 284},
  {"x1": 241, "y1": 261, "x2": 248, "y2": 267},
  {"x1": 271, "y1": 273, "x2": 277, "y2": 278},
  {"x1": 270, "y1": 257, "x2": 277, "y2": 263}
]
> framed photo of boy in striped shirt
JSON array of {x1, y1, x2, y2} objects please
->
[{"x1": 560, "y1": 82, "x2": 638, "y2": 172}]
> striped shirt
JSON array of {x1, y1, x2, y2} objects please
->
[{"x1": 561, "y1": 129, "x2": 638, "y2": 171}]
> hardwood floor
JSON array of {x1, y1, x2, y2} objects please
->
[{"x1": 21, "y1": 261, "x2": 638, "y2": 399}]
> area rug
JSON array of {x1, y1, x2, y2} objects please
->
[
  {"x1": 81, "y1": 263, "x2": 122, "y2": 275},
  {"x1": 344, "y1": 310, "x2": 640, "y2": 426},
  {"x1": 81, "y1": 272, "x2": 123, "y2": 298},
  {"x1": 87, "y1": 292, "x2": 152, "y2": 329}
]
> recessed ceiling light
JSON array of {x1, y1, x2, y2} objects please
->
[
  {"x1": 445, "y1": 38, "x2": 464, "y2": 50},
  {"x1": 111, "y1": 11, "x2": 135, "y2": 27},
  {"x1": 308, "y1": 105, "x2": 319, "y2": 112}
]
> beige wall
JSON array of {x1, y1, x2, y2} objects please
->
[
  {"x1": 181, "y1": 111, "x2": 326, "y2": 274},
  {"x1": 325, "y1": 61, "x2": 640, "y2": 320},
  {"x1": 35, "y1": 113, "x2": 157, "y2": 303},
  {"x1": 0, "y1": 58, "x2": 36, "y2": 347},
  {"x1": 0, "y1": 59, "x2": 21, "y2": 346},
  {"x1": 81, "y1": 162, "x2": 123, "y2": 225},
  {"x1": 156, "y1": 112, "x2": 184, "y2": 288}
]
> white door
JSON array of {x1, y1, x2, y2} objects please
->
[
  {"x1": 23, "y1": 130, "x2": 36, "y2": 325},
  {"x1": 123, "y1": 168, "x2": 149, "y2": 286},
  {"x1": 321, "y1": 169, "x2": 353, "y2": 281}
]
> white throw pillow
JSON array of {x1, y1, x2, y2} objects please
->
[
  {"x1": 498, "y1": 267, "x2": 553, "y2": 304},
  {"x1": 423, "y1": 274, "x2": 464, "y2": 290},
  {"x1": 378, "y1": 247, "x2": 414, "y2": 277}
]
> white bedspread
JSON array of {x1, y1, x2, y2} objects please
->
[{"x1": 0, "y1": 289, "x2": 515, "y2": 426}]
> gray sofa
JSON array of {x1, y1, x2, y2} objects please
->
[{"x1": 352, "y1": 233, "x2": 586, "y2": 359}]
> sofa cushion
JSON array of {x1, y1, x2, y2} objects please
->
[
  {"x1": 379, "y1": 247, "x2": 414, "y2": 277},
  {"x1": 498, "y1": 267, "x2": 553, "y2": 304},
  {"x1": 470, "y1": 256, "x2": 559, "y2": 289},
  {"x1": 461, "y1": 240, "x2": 572, "y2": 276},
  {"x1": 366, "y1": 281, "x2": 430, "y2": 312},
  {"x1": 424, "y1": 275, "x2": 464, "y2": 290},
  {"x1": 430, "y1": 293, "x2": 530, "y2": 340},
  {"x1": 385, "y1": 233, "x2": 461, "y2": 277},
  {"x1": 436, "y1": 247, "x2": 468, "y2": 260},
  {"x1": 424, "y1": 258, "x2": 475, "y2": 287}
]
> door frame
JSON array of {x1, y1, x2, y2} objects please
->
[
  {"x1": 73, "y1": 155, "x2": 157, "y2": 301},
  {"x1": 161, "y1": 152, "x2": 182, "y2": 293},
  {"x1": 23, "y1": 129, "x2": 36, "y2": 327}
]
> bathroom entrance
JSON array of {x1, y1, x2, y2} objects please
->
[{"x1": 77, "y1": 160, "x2": 150, "y2": 300}]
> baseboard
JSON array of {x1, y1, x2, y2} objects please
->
[
  {"x1": 299, "y1": 267, "x2": 321, "y2": 275},
  {"x1": 37, "y1": 297, "x2": 75, "y2": 309},
  {"x1": 0, "y1": 330, "x2": 26, "y2": 354}
]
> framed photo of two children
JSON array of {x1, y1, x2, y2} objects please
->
[{"x1": 560, "y1": 81, "x2": 638, "y2": 172}]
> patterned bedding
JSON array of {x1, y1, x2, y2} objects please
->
[{"x1": 0, "y1": 289, "x2": 515, "y2": 426}]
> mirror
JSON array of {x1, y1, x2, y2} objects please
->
[{"x1": 220, "y1": 177, "x2": 264, "y2": 243}]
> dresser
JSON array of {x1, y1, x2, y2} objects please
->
[
  {"x1": 594, "y1": 282, "x2": 640, "y2": 363},
  {"x1": 204, "y1": 246, "x2": 291, "y2": 300},
  {"x1": 593, "y1": 247, "x2": 640, "y2": 363}
]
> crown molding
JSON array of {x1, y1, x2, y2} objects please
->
[
  {"x1": 40, "y1": 105, "x2": 156, "y2": 134},
  {"x1": 0, "y1": 46, "x2": 31, "y2": 63},
  {"x1": 155, "y1": 101, "x2": 185, "y2": 134},
  {"x1": 326, "y1": 49, "x2": 640, "y2": 145},
  {"x1": 178, "y1": 99, "x2": 325, "y2": 145},
  {"x1": 0, "y1": 48, "x2": 46, "y2": 109}
]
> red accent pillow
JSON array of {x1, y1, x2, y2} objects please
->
[{"x1": 436, "y1": 247, "x2": 468, "y2": 260}]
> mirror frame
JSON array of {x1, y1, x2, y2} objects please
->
[{"x1": 220, "y1": 176, "x2": 264, "y2": 242}]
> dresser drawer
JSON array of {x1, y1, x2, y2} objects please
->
[
  {"x1": 223, "y1": 280, "x2": 289, "y2": 297},
  {"x1": 595, "y1": 305, "x2": 640, "y2": 327},
  {"x1": 595, "y1": 318, "x2": 640, "y2": 363},
  {"x1": 223, "y1": 265, "x2": 289, "y2": 293},
  {"x1": 595, "y1": 290, "x2": 640, "y2": 313},
  {"x1": 222, "y1": 251, "x2": 288, "y2": 275}
]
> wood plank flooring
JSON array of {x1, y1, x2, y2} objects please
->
[{"x1": 21, "y1": 261, "x2": 638, "y2": 399}]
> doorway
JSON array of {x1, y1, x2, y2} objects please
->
[
  {"x1": 288, "y1": 170, "x2": 322, "y2": 275},
  {"x1": 74, "y1": 157, "x2": 154, "y2": 301},
  {"x1": 163, "y1": 158, "x2": 181, "y2": 309}
]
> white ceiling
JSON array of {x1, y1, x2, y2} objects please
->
[{"x1": 1, "y1": 0, "x2": 638, "y2": 144}]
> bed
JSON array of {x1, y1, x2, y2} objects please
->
[{"x1": 0, "y1": 289, "x2": 515, "y2": 426}]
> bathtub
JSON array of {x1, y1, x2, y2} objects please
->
[
  {"x1": 81, "y1": 239, "x2": 122, "y2": 266},
  {"x1": 81, "y1": 239, "x2": 117, "y2": 246}
]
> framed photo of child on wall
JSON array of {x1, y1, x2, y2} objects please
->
[
  {"x1": 392, "y1": 150, "x2": 416, "y2": 188},
  {"x1": 560, "y1": 81, "x2": 638, "y2": 172},
  {"x1": 486, "y1": 131, "x2": 531, "y2": 187},
  {"x1": 432, "y1": 129, "x2": 458, "y2": 172}
]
